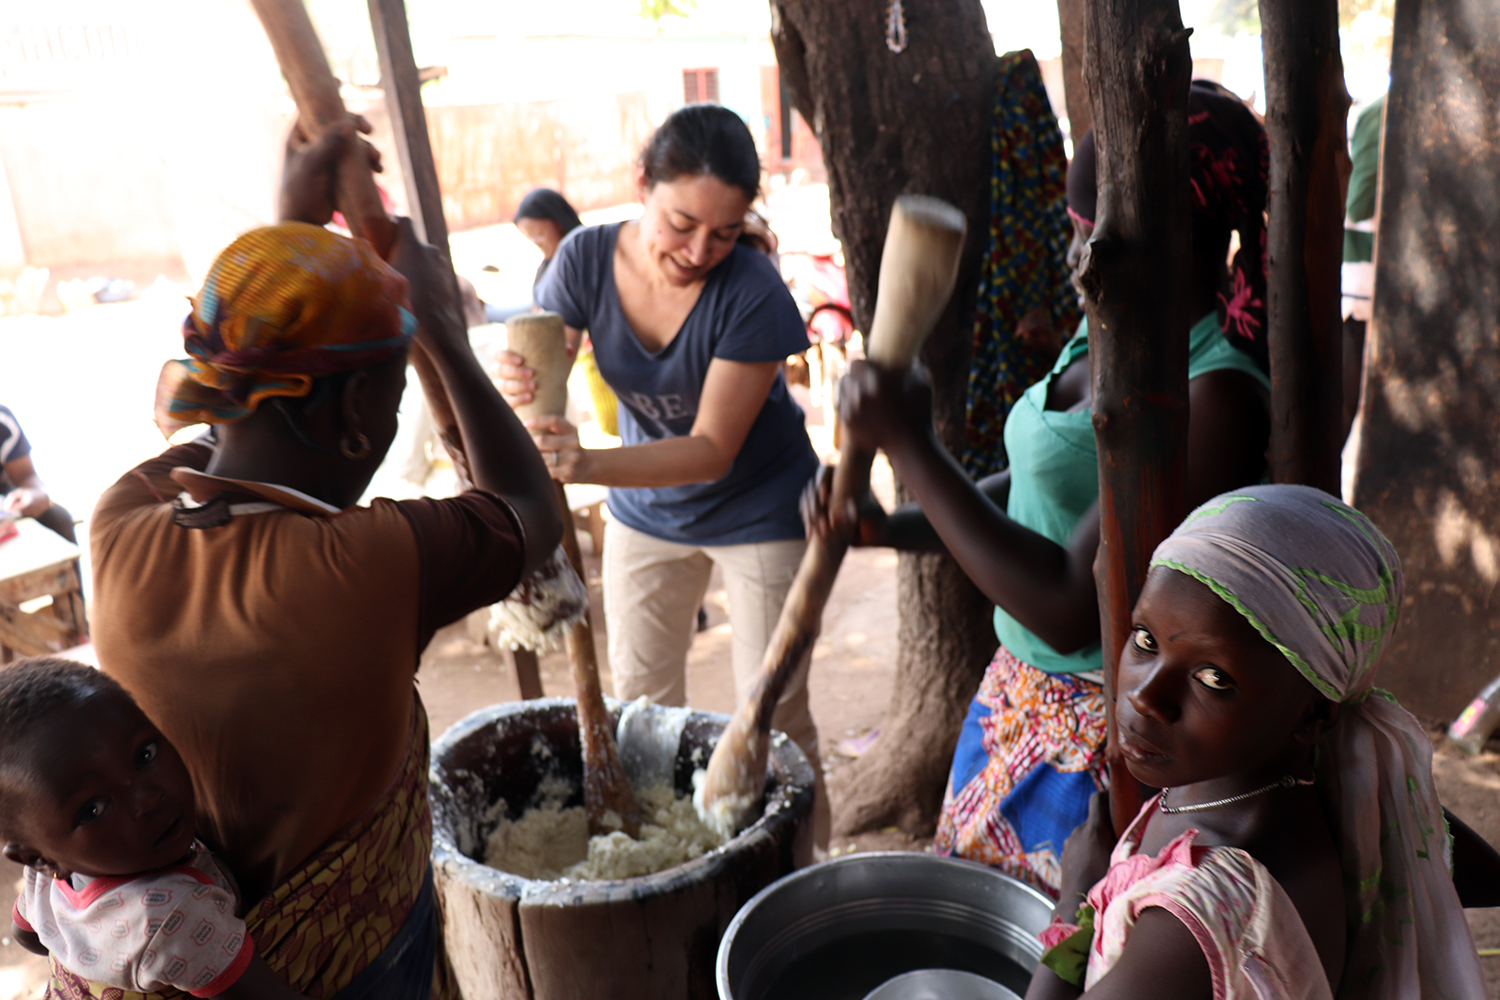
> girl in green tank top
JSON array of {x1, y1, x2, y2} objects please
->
[{"x1": 806, "y1": 81, "x2": 1275, "y2": 894}]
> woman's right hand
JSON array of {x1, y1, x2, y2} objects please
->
[
  {"x1": 837, "y1": 359, "x2": 935, "y2": 455},
  {"x1": 800, "y1": 464, "x2": 889, "y2": 546},
  {"x1": 495, "y1": 350, "x2": 538, "y2": 408}
]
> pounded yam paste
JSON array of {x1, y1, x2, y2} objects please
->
[{"x1": 484, "y1": 784, "x2": 727, "y2": 881}]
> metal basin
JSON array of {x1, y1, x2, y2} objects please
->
[
  {"x1": 863, "y1": 969, "x2": 1023, "y2": 1000},
  {"x1": 716, "y1": 852, "x2": 1052, "y2": 1000}
]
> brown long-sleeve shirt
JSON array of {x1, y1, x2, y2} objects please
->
[{"x1": 90, "y1": 442, "x2": 524, "y2": 903}]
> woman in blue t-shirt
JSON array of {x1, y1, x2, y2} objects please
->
[{"x1": 498, "y1": 105, "x2": 826, "y2": 841}]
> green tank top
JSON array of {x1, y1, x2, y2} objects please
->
[{"x1": 991, "y1": 311, "x2": 1270, "y2": 674}]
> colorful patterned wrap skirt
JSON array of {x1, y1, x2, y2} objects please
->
[{"x1": 934, "y1": 645, "x2": 1108, "y2": 897}]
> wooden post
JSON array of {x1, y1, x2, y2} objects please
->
[
  {"x1": 1080, "y1": 1, "x2": 1193, "y2": 835},
  {"x1": 362, "y1": 0, "x2": 473, "y2": 487},
  {"x1": 1259, "y1": 0, "x2": 1350, "y2": 494},
  {"x1": 1349, "y1": 0, "x2": 1500, "y2": 721},
  {"x1": 1055, "y1": 0, "x2": 1091, "y2": 145},
  {"x1": 366, "y1": 0, "x2": 448, "y2": 253}
]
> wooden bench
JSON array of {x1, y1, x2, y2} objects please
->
[{"x1": 0, "y1": 517, "x2": 87, "y2": 663}]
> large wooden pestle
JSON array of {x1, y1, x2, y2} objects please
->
[{"x1": 509, "y1": 313, "x2": 643, "y2": 838}]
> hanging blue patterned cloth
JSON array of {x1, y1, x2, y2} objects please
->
[{"x1": 959, "y1": 49, "x2": 1080, "y2": 479}]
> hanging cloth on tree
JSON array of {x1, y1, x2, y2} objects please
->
[{"x1": 960, "y1": 50, "x2": 1079, "y2": 479}]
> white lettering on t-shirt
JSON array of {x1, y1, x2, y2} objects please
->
[
  {"x1": 628, "y1": 392, "x2": 660, "y2": 419},
  {"x1": 628, "y1": 392, "x2": 694, "y2": 422}
]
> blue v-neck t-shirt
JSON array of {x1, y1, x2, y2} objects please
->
[{"x1": 535, "y1": 222, "x2": 818, "y2": 545}]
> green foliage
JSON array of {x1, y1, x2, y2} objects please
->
[{"x1": 638, "y1": 0, "x2": 698, "y2": 26}]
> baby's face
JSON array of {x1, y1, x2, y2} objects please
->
[
  {"x1": 3, "y1": 691, "x2": 196, "y2": 879},
  {"x1": 1114, "y1": 568, "x2": 1326, "y2": 791}
]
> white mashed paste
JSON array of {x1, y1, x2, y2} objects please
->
[{"x1": 484, "y1": 782, "x2": 727, "y2": 881}]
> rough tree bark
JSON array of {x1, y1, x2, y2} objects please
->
[
  {"x1": 1055, "y1": 0, "x2": 1091, "y2": 144},
  {"x1": 770, "y1": 0, "x2": 999, "y2": 835},
  {"x1": 1080, "y1": 0, "x2": 1193, "y2": 835},
  {"x1": 1350, "y1": 0, "x2": 1500, "y2": 721},
  {"x1": 1260, "y1": 0, "x2": 1350, "y2": 494}
]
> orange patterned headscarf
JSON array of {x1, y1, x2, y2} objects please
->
[{"x1": 154, "y1": 223, "x2": 416, "y2": 436}]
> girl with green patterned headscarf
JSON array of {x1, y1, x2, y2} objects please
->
[{"x1": 1032, "y1": 484, "x2": 1484, "y2": 999}]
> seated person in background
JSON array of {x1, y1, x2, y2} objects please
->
[
  {"x1": 483, "y1": 188, "x2": 586, "y2": 324},
  {"x1": 1, "y1": 405, "x2": 75, "y2": 543},
  {"x1": 4, "y1": 657, "x2": 313, "y2": 999},
  {"x1": 513, "y1": 187, "x2": 583, "y2": 286}
]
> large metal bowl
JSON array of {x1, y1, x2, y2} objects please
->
[{"x1": 716, "y1": 852, "x2": 1052, "y2": 1000}]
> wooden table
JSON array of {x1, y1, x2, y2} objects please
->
[{"x1": 0, "y1": 517, "x2": 87, "y2": 662}]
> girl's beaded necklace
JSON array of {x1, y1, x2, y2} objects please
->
[{"x1": 1158, "y1": 774, "x2": 1315, "y2": 814}]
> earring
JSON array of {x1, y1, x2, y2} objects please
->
[{"x1": 339, "y1": 431, "x2": 372, "y2": 460}]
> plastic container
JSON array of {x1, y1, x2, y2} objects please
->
[{"x1": 1447, "y1": 673, "x2": 1500, "y2": 755}]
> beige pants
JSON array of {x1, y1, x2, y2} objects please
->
[{"x1": 603, "y1": 518, "x2": 829, "y2": 845}]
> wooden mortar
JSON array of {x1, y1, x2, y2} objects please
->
[
  {"x1": 430, "y1": 700, "x2": 815, "y2": 1000},
  {"x1": 506, "y1": 312, "x2": 642, "y2": 836}
]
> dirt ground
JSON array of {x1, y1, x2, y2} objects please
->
[
  {"x1": 2, "y1": 259, "x2": 1497, "y2": 994},
  {"x1": 7, "y1": 514, "x2": 1500, "y2": 996}
]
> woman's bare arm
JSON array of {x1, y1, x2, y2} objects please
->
[
  {"x1": 390, "y1": 220, "x2": 563, "y2": 578},
  {"x1": 528, "y1": 358, "x2": 782, "y2": 488},
  {"x1": 1, "y1": 454, "x2": 50, "y2": 518},
  {"x1": 836, "y1": 358, "x2": 1269, "y2": 657}
]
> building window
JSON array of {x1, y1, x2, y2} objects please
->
[{"x1": 683, "y1": 68, "x2": 719, "y2": 104}]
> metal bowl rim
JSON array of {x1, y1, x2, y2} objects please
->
[{"x1": 714, "y1": 851, "x2": 1053, "y2": 999}]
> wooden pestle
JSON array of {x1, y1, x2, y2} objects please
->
[
  {"x1": 696, "y1": 196, "x2": 967, "y2": 836},
  {"x1": 248, "y1": 0, "x2": 471, "y2": 489},
  {"x1": 509, "y1": 314, "x2": 644, "y2": 838}
]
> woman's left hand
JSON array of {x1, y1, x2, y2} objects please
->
[
  {"x1": 279, "y1": 116, "x2": 382, "y2": 226},
  {"x1": 527, "y1": 415, "x2": 588, "y2": 483}
]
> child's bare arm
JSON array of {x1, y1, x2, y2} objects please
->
[
  {"x1": 1066, "y1": 908, "x2": 1212, "y2": 999},
  {"x1": 11, "y1": 919, "x2": 46, "y2": 956},
  {"x1": 212, "y1": 955, "x2": 314, "y2": 1000}
]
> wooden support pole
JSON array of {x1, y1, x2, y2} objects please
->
[
  {"x1": 363, "y1": 0, "x2": 472, "y2": 488},
  {"x1": 1259, "y1": 0, "x2": 1350, "y2": 494},
  {"x1": 366, "y1": 0, "x2": 449, "y2": 254},
  {"x1": 1080, "y1": 0, "x2": 1194, "y2": 836},
  {"x1": 1055, "y1": 0, "x2": 1091, "y2": 145}
]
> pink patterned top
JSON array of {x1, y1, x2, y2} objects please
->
[
  {"x1": 1083, "y1": 797, "x2": 1332, "y2": 1000},
  {"x1": 12, "y1": 842, "x2": 253, "y2": 997}
]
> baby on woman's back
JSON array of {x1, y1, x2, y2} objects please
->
[{"x1": 1, "y1": 657, "x2": 312, "y2": 1000}]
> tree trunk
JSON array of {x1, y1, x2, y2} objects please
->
[
  {"x1": 1056, "y1": 0, "x2": 1091, "y2": 144},
  {"x1": 1349, "y1": 0, "x2": 1500, "y2": 722},
  {"x1": 1260, "y1": 0, "x2": 1349, "y2": 494},
  {"x1": 1079, "y1": 0, "x2": 1193, "y2": 835},
  {"x1": 770, "y1": 0, "x2": 999, "y2": 836}
]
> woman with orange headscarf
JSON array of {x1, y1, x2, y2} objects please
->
[{"x1": 84, "y1": 125, "x2": 561, "y2": 1000}]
